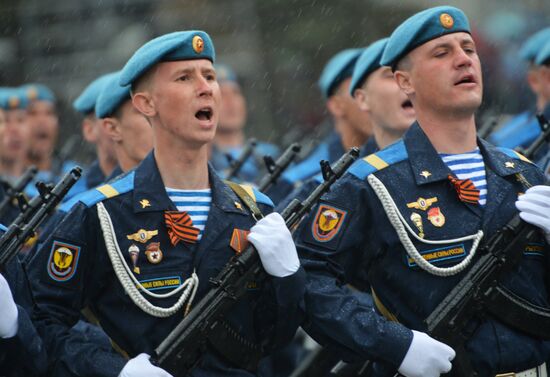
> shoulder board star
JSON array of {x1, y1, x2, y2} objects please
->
[
  {"x1": 505, "y1": 161, "x2": 515, "y2": 168},
  {"x1": 139, "y1": 199, "x2": 151, "y2": 208}
]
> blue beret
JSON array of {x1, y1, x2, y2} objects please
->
[
  {"x1": 381, "y1": 6, "x2": 471, "y2": 68},
  {"x1": 350, "y1": 38, "x2": 389, "y2": 96},
  {"x1": 318, "y1": 48, "x2": 363, "y2": 99},
  {"x1": 535, "y1": 40, "x2": 550, "y2": 66},
  {"x1": 95, "y1": 72, "x2": 132, "y2": 118},
  {"x1": 215, "y1": 63, "x2": 238, "y2": 84},
  {"x1": 519, "y1": 27, "x2": 550, "y2": 62},
  {"x1": 73, "y1": 73, "x2": 113, "y2": 115},
  {"x1": 20, "y1": 83, "x2": 56, "y2": 103},
  {"x1": 0, "y1": 87, "x2": 29, "y2": 110},
  {"x1": 120, "y1": 30, "x2": 215, "y2": 87}
]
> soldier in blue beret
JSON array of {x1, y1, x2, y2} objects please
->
[
  {"x1": 27, "y1": 30, "x2": 305, "y2": 377},
  {"x1": 64, "y1": 74, "x2": 118, "y2": 202},
  {"x1": 489, "y1": 27, "x2": 550, "y2": 150},
  {"x1": 0, "y1": 223, "x2": 48, "y2": 377},
  {"x1": 209, "y1": 63, "x2": 281, "y2": 183},
  {"x1": 295, "y1": 5, "x2": 550, "y2": 377},
  {"x1": 276, "y1": 38, "x2": 416, "y2": 212},
  {"x1": 95, "y1": 71, "x2": 153, "y2": 178},
  {"x1": 0, "y1": 88, "x2": 31, "y2": 183},
  {"x1": 533, "y1": 41, "x2": 550, "y2": 179},
  {"x1": 267, "y1": 48, "x2": 372, "y2": 205},
  {"x1": 20, "y1": 84, "x2": 80, "y2": 198},
  {"x1": 351, "y1": 37, "x2": 415, "y2": 151}
]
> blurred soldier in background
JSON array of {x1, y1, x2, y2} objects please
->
[
  {"x1": 0, "y1": 88, "x2": 30, "y2": 182},
  {"x1": 95, "y1": 70, "x2": 154, "y2": 178},
  {"x1": 267, "y1": 48, "x2": 371, "y2": 205},
  {"x1": 533, "y1": 40, "x2": 550, "y2": 178},
  {"x1": 21, "y1": 83, "x2": 79, "y2": 197},
  {"x1": 489, "y1": 27, "x2": 550, "y2": 149},
  {"x1": 209, "y1": 63, "x2": 280, "y2": 183},
  {"x1": 66, "y1": 74, "x2": 118, "y2": 201}
]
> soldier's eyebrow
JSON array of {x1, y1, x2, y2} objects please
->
[{"x1": 172, "y1": 68, "x2": 194, "y2": 77}]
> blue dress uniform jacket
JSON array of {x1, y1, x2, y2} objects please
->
[
  {"x1": 0, "y1": 256, "x2": 47, "y2": 376},
  {"x1": 295, "y1": 122, "x2": 550, "y2": 375},
  {"x1": 27, "y1": 151, "x2": 306, "y2": 377}
]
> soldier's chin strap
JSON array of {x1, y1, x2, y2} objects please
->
[
  {"x1": 97, "y1": 202, "x2": 199, "y2": 318},
  {"x1": 367, "y1": 174, "x2": 484, "y2": 277}
]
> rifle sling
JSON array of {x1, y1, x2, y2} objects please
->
[
  {"x1": 485, "y1": 285, "x2": 550, "y2": 339},
  {"x1": 225, "y1": 181, "x2": 264, "y2": 220}
]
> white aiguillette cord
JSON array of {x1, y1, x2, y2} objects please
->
[
  {"x1": 367, "y1": 174, "x2": 484, "y2": 277},
  {"x1": 97, "y1": 202, "x2": 199, "y2": 317}
]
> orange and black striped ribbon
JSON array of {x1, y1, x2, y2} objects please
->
[
  {"x1": 164, "y1": 211, "x2": 200, "y2": 246},
  {"x1": 448, "y1": 174, "x2": 480, "y2": 204}
]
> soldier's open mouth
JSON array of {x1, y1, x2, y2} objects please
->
[
  {"x1": 454, "y1": 74, "x2": 475, "y2": 85},
  {"x1": 195, "y1": 107, "x2": 213, "y2": 121},
  {"x1": 401, "y1": 99, "x2": 413, "y2": 109}
]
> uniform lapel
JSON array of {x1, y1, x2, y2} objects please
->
[
  {"x1": 479, "y1": 140, "x2": 530, "y2": 228},
  {"x1": 404, "y1": 123, "x2": 483, "y2": 219},
  {"x1": 193, "y1": 165, "x2": 248, "y2": 269}
]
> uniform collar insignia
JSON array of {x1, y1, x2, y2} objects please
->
[{"x1": 139, "y1": 199, "x2": 151, "y2": 208}]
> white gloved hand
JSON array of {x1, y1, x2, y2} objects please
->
[
  {"x1": 398, "y1": 330, "x2": 455, "y2": 377},
  {"x1": 0, "y1": 273, "x2": 18, "y2": 339},
  {"x1": 118, "y1": 353, "x2": 173, "y2": 377},
  {"x1": 247, "y1": 212, "x2": 300, "y2": 277},
  {"x1": 516, "y1": 185, "x2": 550, "y2": 244}
]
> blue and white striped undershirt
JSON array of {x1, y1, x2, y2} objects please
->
[
  {"x1": 165, "y1": 188, "x2": 211, "y2": 240},
  {"x1": 440, "y1": 148, "x2": 487, "y2": 206}
]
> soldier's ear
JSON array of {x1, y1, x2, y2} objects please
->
[
  {"x1": 101, "y1": 117, "x2": 122, "y2": 142},
  {"x1": 353, "y1": 88, "x2": 370, "y2": 112},
  {"x1": 132, "y1": 91, "x2": 156, "y2": 118},
  {"x1": 394, "y1": 70, "x2": 414, "y2": 96},
  {"x1": 326, "y1": 96, "x2": 345, "y2": 118}
]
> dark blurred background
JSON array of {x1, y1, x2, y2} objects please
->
[{"x1": 0, "y1": 0, "x2": 549, "y2": 162}]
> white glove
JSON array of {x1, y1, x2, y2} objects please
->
[
  {"x1": 515, "y1": 185, "x2": 550, "y2": 244},
  {"x1": 247, "y1": 212, "x2": 300, "y2": 277},
  {"x1": 118, "y1": 353, "x2": 173, "y2": 377},
  {"x1": 398, "y1": 330, "x2": 455, "y2": 377},
  {"x1": 0, "y1": 273, "x2": 18, "y2": 339}
]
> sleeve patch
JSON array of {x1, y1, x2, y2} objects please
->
[
  {"x1": 46, "y1": 241, "x2": 81, "y2": 282},
  {"x1": 311, "y1": 205, "x2": 348, "y2": 242}
]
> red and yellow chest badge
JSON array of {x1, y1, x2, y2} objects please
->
[
  {"x1": 230, "y1": 228, "x2": 250, "y2": 254},
  {"x1": 312, "y1": 205, "x2": 347, "y2": 242},
  {"x1": 47, "y1": 241, "x2": 81, "y2": 282},
  {"x1": 427, "y1": 207, "x2": 446, "y2": 227},
  {"x1": 145, "y1": 242, "x2": 163, "y2": 264}
]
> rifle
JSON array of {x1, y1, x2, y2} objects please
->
[
  {"x1": 154, "y1": 147, "x2": 360, "y2": 376},
  {"x1": 0, "y1": 166, "x2": 38, "y2": 220},
  {"x1": 225, "y1": 138, "x2": 257, "y2": 180},
  {"x1": 0, "y1": 167, "x2": 82, "y2": 269},
  {"x1": 257, "y1": 143, "x2": 301, "y2": 192},
  {"x1": 425, "y1": 116, "x2": 550, "y2": 376}
]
